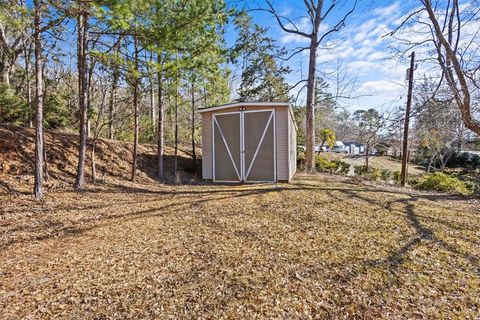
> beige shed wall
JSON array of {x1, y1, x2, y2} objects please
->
[
  {"x1": 274, "y1": 107, "x2": 289, "y2": 181},
  {"x1": 288, "y1": 110, "x2": 297, "y2": 180},
  {"x1": 201, "y1": 113, "x2": 213, "y2": 180}
]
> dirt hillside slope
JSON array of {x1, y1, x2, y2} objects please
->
[{"x1": 0, "y1": 124, "x2": 197, "y2": 194}]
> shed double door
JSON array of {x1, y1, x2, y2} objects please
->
[{"x1": 213, "y1": 110, "x2": 275, "y2": 182}]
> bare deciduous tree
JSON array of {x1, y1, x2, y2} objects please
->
[
  {"x1": 0, "y1": 0, "x2": 26, "y2": 87},
  {"x1": 391, "y1": 0, "x2": 480, "y2": 135},
  {"x1": 423, "y1": 0, "x2": 480, "y2": 135},
  {"x1": 130, "y1": 35, "x2": 140, "y2": 182},
  {"x1": 33, "y1": 0, "x2": 44, "y2": 200},
  {"x1": 157, "y1": 58, "x2": 164, "y2": 179},
  {"x1": 353, "y1": 108, "x2": 387, "y2": 171},
  {"x1": 260, "y1": 0, "x2": 357, "y2": 171},
  {"x1": 74, "y1": 3, "x2": 89, "y2": 189}
]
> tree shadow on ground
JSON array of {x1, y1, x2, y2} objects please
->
[
  {"x1": 0, "y1": 185, "x2": 285, "y2": 251},
  {"x1": 2, "y1": 173, "x2": 479, "y2": 288},
  {"x1": 330, "y1": 190, "x2": 480, "y2": 294}
]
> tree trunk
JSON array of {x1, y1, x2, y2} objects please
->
[
  {"x1": 317, "y1": 139, "x2": 326, "y2": 155},
  {"x1": 33, "y1": 0, "x2": 44, "y2": 200},
  {"x1": 304, "y1": 36, "x2": 318, "y2": 172},
  {"x1": 365, "y1": 144, "x2": 370, "y2": 172},
  {"x1": 424, "y1": 0, "x2": 480, "y2": 135},
  {"x1": 174, "y1": 69, "x2": 179, "y2": 181},
  {"x1": 43, "y1": 134, "x2": 49, "y2": 180},
  {"x1": 150, "y1": 78, "x2": 155, "y2": 130},
  {"x1": 131, "y1": 36, "x2": 139, "y2": 182},
  {"x1": 191, "y1": 81, "x2": 197, "y2": 179},
  {"x1": 149, "y1": 52, "x2": 156, "y2": 132},
  {"x1": 427, "y1": 155, "x2": 434, "y2": 173},
  {"x1": 0, "y1": 59, "x2": 12, "y2": 87},
  {"x1": 75, "y1": 9, "x2": 88, "y2": 190},
  {"x1": 108, "y1": 67, "x2": 119, "y2": 139},
  {"x1": 439, "y1": 155, "x2": 446, "y2": 171},
  {"x1": 157, "y1": 66, "x2": 164, "y2": 179},
  {"x1": 86, "y1": 52, "x2": 95, "y2": 138},
  {"x1": 91, "y1": 140, "x2": 96, "y2": 183},
  {"x1": 23, "y1": 38, "x2": 33, "y2": 128},
  {"x1": 400, "y1": 51, "x2": 415, "y2": 186}
]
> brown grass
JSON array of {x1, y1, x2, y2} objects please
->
[
  {"x1": 1, "y1": 174, "x2": 479, "y2": 319},
  {"x1": 1, "y1": 125, "x2": 479, "y2": 318}
]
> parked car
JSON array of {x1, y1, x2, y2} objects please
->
[
  {"x1": 316, "y1": 145, "x2": 329, "y2": 152},
  {"x1": 332, "y1": 146, "x2": 348, "y2": 153},
  {"x1": 298, "y1": 145, "x2": 328, "y2": 152}
]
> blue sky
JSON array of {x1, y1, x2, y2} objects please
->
[{"x1": 225, "y1": 0, "x2": 421, "y2": 113}]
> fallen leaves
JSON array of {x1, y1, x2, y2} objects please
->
[{"x1": 0, "y1": 175, "x2": 479, "y2": 319}]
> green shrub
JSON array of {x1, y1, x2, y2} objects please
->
[
  {"x1": 372, "y1": 168, "x2": 382, "y2": 180},
  {"x1": 315, "y1": 156, "x2": 338, "y2": 173},
  {"x1": 393, "y1": 171, "x2": 401, "y2": 183},
  {"x1": 380, "y1": 169, "x2": 392, "y2": 181},
  {"x1": 333, "y1": 160, "x2": 350, "y2": 175},
  {"x1": 0, "y1": 83, "x2": 28, "y2": 124},
  {"x1": 407, "y1": 176, "x2": 420, "y2": 186},
  {"x1": 44, "y1": 88, "x2": 71, "y2": 128},
  {"x1": 297, "y1": 149, "x2": 305, "y2": 170},
  {"x1": 463, "y1": 180, "x2": 480, "y2": 195},
  {"x1": 448, "y1": 152, "x2": 480, "y2": 170},
  {"x1": 412, "y1": 172, "x2": 472, "y2": 195},
  {"x1": 354, "y1": 165, "x2": 368, "y2": 176},
  {"x1": 139, "y1": 116, "x2": 156, "y2": 143}
]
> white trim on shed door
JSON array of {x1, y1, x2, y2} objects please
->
[
  {"x1": 212, "y1": 109, "x2": 277, "y2": 183},
  {"x1": 242, "y1": 109, "x2": 276, "y2": 183},
  {"x1": 212, "y1": 112, "x2": 242, "y2": 183}
]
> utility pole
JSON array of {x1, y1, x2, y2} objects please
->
[{"x1": 401, "y1": 51, "x2": 415, "y2": 186}]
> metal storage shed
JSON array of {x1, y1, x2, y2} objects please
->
[{"x1": 198, "y1": 102, "x2": 297, "y2": 183}]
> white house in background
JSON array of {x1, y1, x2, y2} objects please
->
[
  {"x1": 331, "y1": 141, "x2": 347, "y2": 153},
  {"x1": 343, "y1": 141, "x2": 365, "y2": 155}
]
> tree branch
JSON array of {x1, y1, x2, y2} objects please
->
[
  {"x1": 317, "y1": 0, "x2": 358, "y2": 45},
  {"x1": 262, "y1": 0, "x2": 312, "y2": 38}
]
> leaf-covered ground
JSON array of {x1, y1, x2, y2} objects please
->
[{"x1": 1, "y1": 174, "x2": 479, "y2": 319}]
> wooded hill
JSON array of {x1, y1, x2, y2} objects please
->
[
  {"x1": 1, "y1": 0, "x2": 480, "y2": 199},
  {"x1": 0, "y1": 124, "x2": 198, "y2": 195}
]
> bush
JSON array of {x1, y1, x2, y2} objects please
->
[
  {"x1": 297, "y1": 149, "x2": 305, "y2": 170},
  {"x1": 354, "y1": 165, "x2": 368, "y2": 176},
  {"x1": 393, "y1": 171, "x2": 401, "y2": 183},
  {"x1": 464, "y1": 180, "x2": 480, "y2": 195},
  {"x1": 311, "y1": 156, "x2": 351, "y2": 175},
  {"x1": 372, "y1": 168, "x2": 382, "y2": 180},
  {"x1": 0, "y1": 83, "x2": 28, "y2": 124},
  {"x1": 139, "y1": 116, "x2": 156, "y2": 143},
  {"x1": 353, "y1": 165, "x2": 380, "y2": 180},
  {"x1": 333, "y1": 160, "x2": 350, "y2": 175},
  {"x1": 315, "y1": 156, "x2": 338, "y2": 173},
  {"x1": 449, "y1": 152, "x2": 480, "y2": 170},
  {"x1": 380, "y1": 169, "x2": 392, "y2": 181},
  {"x1": 411, "y1": 172, "x2": 472, "y2": 195}
]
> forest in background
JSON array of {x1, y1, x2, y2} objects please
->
[{"x1": 1, "y1": 0, "x2": 480, "y2": 199}]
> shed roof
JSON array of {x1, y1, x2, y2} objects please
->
[{"x1": 197, "y1": 102, "x2": 291, "y2": 114}]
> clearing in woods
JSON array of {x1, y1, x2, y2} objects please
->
[{"x1": 1, "y1": 174, "x2": 479, "y2": 318}]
